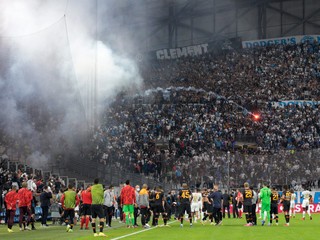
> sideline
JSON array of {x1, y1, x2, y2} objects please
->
[{"x1": 110, "y1": 221, "x2": 177, "y2": 240}]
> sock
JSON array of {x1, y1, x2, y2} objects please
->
[
  {"x1": 275, "y1": 215, "x2": 278, "y2": 223},
  {"x1": 92, "y1": 222, "x2": 96, "y2": 233},
  {"x1": 81, "y1": 217, "x2": 85, "y2": 228},
  {"x1": 245, "y1": 214, "x2": 249, "y2": 223},
  {"x1": 189, "y1": 216, "x2": 192, "y2": 224},
  {"x1": 267, "y1": 212, "x2": 270, "y2": 223},
  {"x1": 70, "y1": 224, "x2": 74, "y2": 229},
  {"x1": 164, "y1": 218, "x2": 167, "y2": 225},
  {"x1": 285, "y1": 214, "x2": 290, "y2": 223},
  {"x1": 289, "y1": 209, "x2": 292, "y2": 216},
  {"x1": 261, "y1": 211, "x2": 264, "y2": 221},
  {"x1": 180, "y1": 218, "x2": 184, "y2": 224},
  {"x1": 202, "y1": 213, "x2": 208, "y2": 221},
  {"x1": 85, "y1": 217, "x2": 90, "y2": 228},
  {"x1": 248, "y1": 213, "x2": 252, "y2": 223},
  {"x1": 99, "y1": 222, "x2": 104, "y2": 232},
  {"x1": 125, "y1": 213, "x2": 129, "y2": 225}
]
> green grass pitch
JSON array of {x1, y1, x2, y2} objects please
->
[{"x1": 0, "y1": 214, "x2": 319, "y2": 240}]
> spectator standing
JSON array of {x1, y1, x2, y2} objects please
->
[
  {"x1": 103, "y1": 185, "x2": 115, "y2": 228},
  {"x1": 40, "y1": 185, "x2": 52, "y2": 227},
  {"x1": 222, "y1": 190, "x2": 231, "y2": 219}
]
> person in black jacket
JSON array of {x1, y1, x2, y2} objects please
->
[
  {"x1": 222, "y1": 190, "x2": 231, "y2": 218},
  {"x1": 40, "y1": 186, "x2": 52, "y2": 227}
]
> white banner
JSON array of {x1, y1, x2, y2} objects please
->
[
  {"x1": 242, "y1": 35, "x2": 320, "y2": 48},
  {"x1": 271, "y1": 100, "x2": 320, "y2": 108},
  {"x1": 156, "y1": 43, "x2": 208, "y2": 60}
]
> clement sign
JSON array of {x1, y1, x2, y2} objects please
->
[{"x1": 155, "y1": 43, "x2": 209, "y2": 60}]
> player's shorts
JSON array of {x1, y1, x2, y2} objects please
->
[
  {"x1": 202, "y1": 202, "x2": 208, "y2": 212},
  {"x1": 153, "y1": 204, "x2": 164, "y2": 214},
  {"x1": 91, "y1": 204, "x2": 104, "y2": 219},
  {"x1": 191, "y1": 202, "x2": 200, "y2": 212},
  {"x1": 261, "y1": 203, "x2": 270, "y2": 212},
  {"x1": 302, "y1": 200, "x2": 310, "y2": 209},
  {"x1": 206, "y1": 203, "x2": 213, "y2": 213},
  {"x1": 243, "y1": 204, "x2": 252, "y2": 213},
  {"x1": 80, "y1": 204, "x2": 92, "y2": 216},
  {"x1": 123, "y1": 204, "x2": 134, "y2": 214},
  {"x1": 290, "y1": 201, "x2": 295, "y2": 208},
  {"x1": 270, "y1": 204, "x2": 278, "y2": 214},
  {"x1": 282, "y1": 201, "x2": 290, "y2": 212},
  {"x1": 237, "y1": 202, "x2": 243, "y2": 209},
  {"x1": 179, "y1": 203, "x2": 191, "y2": 216}
]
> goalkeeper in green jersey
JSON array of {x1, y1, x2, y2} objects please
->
[{"x1": 259, "y1": 183, "x2": 271, "y2": 226}]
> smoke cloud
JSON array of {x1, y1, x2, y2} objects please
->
[{"x1": 0, "y1": 0, "x2": 143, "y2": 169}]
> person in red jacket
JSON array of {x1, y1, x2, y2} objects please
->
[
  {"x1": 5, "y1": 185, "x2": 18, "y2": 233},
  {"x1": 120, "y1": 180, "x2": 136, "y2": 228},
  {"x1": 80, "y1": 185, "x2": 92, "y2": 230},
  {"x1": 18, "y1": 182, "x2": 33, "y2": 231}
]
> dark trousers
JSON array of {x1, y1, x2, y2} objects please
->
[
  {"x1": 7, "y1": 210, "x2": 15, "y2": 229},
  {"x1": 119, "y1": 207, "x2": 123, "y2": 221},
  {"x1": 41, "y1": 206, "x2": 49, "y2": 225},
  {"x1": 19, "y1": 206, "x2": 31, "y2": 228},
  {"x1": 134, "y1": 207, "x2": 139, "y2": 225},
  {"x1": 251, "y1": 204, "x2": 257, "y2": 225},
  {"x1": 232, "y1": 203, "x2": 239, "y2": 218},
  {"x1": 223, "y1": 205, "x2": 230, "y2": 218},
  {"x1": 104, "y1": 206, "x2": 114, "y2": 227},
  {"x1": 213, "y1": 207, "x2": 222, "y2": 223},
  {"x1": 140, "y1": 207, "x2": 149, "y2": 226}
]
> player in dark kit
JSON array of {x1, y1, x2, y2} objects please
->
[
  {"x1": 242, "y1": 182, "x2": 253, "y2": 226},
  {"x1": 178, "y1": 183, "x2": 193, "y2": 227},
  {"x1": 270, "y1": 187, "x2": 279, "y2": 225},
  {"x1": 201, "y1": 189, "x2": 213, "y2": 223},
  {"x1": 281, "y1": 185, "x2": 291, "y2": 226},
  {"x1": 153, "y1": 186, "x2": 165, "y2": 226}
]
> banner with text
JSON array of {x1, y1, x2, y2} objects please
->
[
  {"x1": 151, "y1": 37, "x2": 242, "y2": 60},
  {"x1": 242, "y1": 35, "x2": 320, "y2": 48},
  {"x1": 271, "y1": 100, "x2": 320, "y2": 108}
]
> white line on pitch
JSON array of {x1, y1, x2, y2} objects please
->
[{"x1": 110, "y1": 221, "x2": 177, "y2": 240}]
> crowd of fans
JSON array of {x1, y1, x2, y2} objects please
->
[
  {"x1": 91, "y1": 41, "x2": 320, "y2": 187},
  {"x1": 1, "y1": 41, "x2": 320, "y2": 188}
]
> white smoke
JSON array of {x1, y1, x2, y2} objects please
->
[{"x1": 0, "y1": 0, "x2": 143, "y2": 169}]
